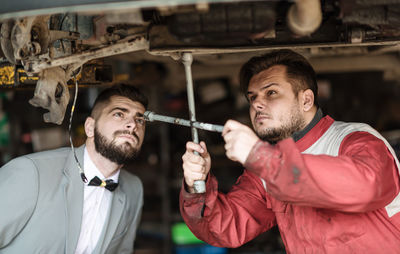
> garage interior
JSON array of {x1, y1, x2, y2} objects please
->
[{"x1": 1, "y1": 0, "x2": 400, "y2": 253}]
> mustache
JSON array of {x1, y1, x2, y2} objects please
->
[
  {"x1": 255, "y1": 111, "x2": 271, "y2": 118},
  {"x1": 114, "y1": 130, "x2": 139, "y2": 141}
]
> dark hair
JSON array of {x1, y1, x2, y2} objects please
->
[
  {"x1": 239, "y1": 49, "x2": 319, "y2": 107},
  {"x1": 91, "y1": 84, "x2": 148, "y2": 118}
]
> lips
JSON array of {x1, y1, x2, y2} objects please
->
[
  {"x1": 113, "y1": 129, "x2": 140, "y2": 145},
  {"x1": 118, "y1": 134, "x2": 137, "y2": 142},
  {"x1": 254, "y1": 112, "x2": 270, "y2": 123}
]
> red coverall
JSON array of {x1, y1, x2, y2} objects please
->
[{"x1": 180, "y1": 116, "x2": 400, "y2": 253}]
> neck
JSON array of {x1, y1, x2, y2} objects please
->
[
  {"x1": 304, "y1": 106, "x2": 318, "y2": 125},
  {"x1": 292, "y1": 107, "x2": 321, "y2": 142},
  {"x1": 85, "y1": 139, "x2": 122, "y2": 178}
]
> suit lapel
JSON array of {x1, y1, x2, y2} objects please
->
[
  {"x1": 63, "y1": 145, "x2": 85, "y2": 254},
  {"x1": 96, "y1": 183, "x2": 126, "y2": 253}
]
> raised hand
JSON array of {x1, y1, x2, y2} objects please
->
[
  {"x1": 182, "y1": 141, "x2": 211, "y2": 193},
  {"x1": 222, "y1": 120, "x2": 260, "y2": 165}
]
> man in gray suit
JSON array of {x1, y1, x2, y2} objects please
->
[{"x1": 0, "y1": 84, "x2": 147, "y2": 254}]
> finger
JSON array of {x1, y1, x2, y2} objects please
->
[
  {"x1": 184, "y1": 172, "x2": 207, "y2": 187},
  {"x1": 182, "y1": 151, "x2": 200, "y2": 164},
  {"x1": 185, "y1": 171, "x2": 207, "y2": 181},
  {"x1": 222, "y1": 128, "x2": 236, "y2": 143},
  {"x1": 199, "y1": 141, "x2": 208, "y2": 154},
  {"x1": 182, "y1": 154, "x2": 206, "y2": 169},
  {"x1": 224, "y1": 142, "x2": 231, "y2": 152},
  {"x1": 182, "y1": 152, "x2": 207, "y2": 168},
  {"x1": 183, "y1": 161, "x2": 205, "y2": 173},
  {"x1": 222, "y1": 120, "x2": 233, "y2": 136},
  {"x1": 186, "y1": 141, "x2": 205, "y2": 154},
  {"x1": 225, "y1": 149, "x2": 238, "y2": 163},
  {"x1": 222, "y1": 119, "x2": 245, "y2": 136}
]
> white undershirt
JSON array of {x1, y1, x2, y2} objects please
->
[{"x1": 75, "y1": 148, "x2": 120, "y2": 254}]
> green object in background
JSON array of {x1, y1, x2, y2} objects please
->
[
  {"x1": 0, "y1": 113, "x2": 9, "y2": 147},
  {"x1": 172, "y1": 222, "x2": 204, "y2": 245}
]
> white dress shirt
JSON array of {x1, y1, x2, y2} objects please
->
[{"x1": 75, "y1": 148, "x2": 120, "y2": 254}]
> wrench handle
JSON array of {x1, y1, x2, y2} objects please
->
[
  {"x1": 182, "y1": 52, "x2": 206, "y2": 193},
  {"x1": 192, "y1": 130, "x2": 206, "y2": 193}
]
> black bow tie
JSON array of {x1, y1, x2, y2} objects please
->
[{"x1": 88, "y1": 176, "x2": 119, "y2": 192}]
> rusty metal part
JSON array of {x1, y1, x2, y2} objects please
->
[
  {"x1": 167, "y1": 2, "x2": 276, "y2": 42},
  {"x1": 11, "y1": 17, "x2": 36, "y2": 60},
  {"x1": 77, "y1": 63, "x2": 112, "y2": 85},
  {"x1": 287, "y1": 0, "x2": 322, "y2": 36},
  {"x1": 24, "y1": 36, "x2": 148, "y2": 73},
  {"x1": 11, "y1": 16, "x2": 51, "y2": 61},
  {"x1": 28, "y1": 66, "x2": 71, "y2": 124},
  {"x1": 48, "y1": 30, "x2": 80, "y2": 44},
  {"x1": 1, "y1": 20, "x2": 17, "y2": 64},
  {"x1": 16, "y1": 68, "x2": 39, "y2": 85}
]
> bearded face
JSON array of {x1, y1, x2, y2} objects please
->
[
  {"x1": 94, "y1": 126, "x2": 141, "y2": 165},
  {"x1": 248, "y1": 66, "x2": 309, "y2": 143},
  {"x1": 254, "y1": 101, "x2": 306, "y2": 143}
]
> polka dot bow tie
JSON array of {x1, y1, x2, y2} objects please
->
[{"x1": 88, "y1": 176, "x2": 119, "y2": 192}]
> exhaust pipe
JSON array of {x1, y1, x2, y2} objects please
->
[{"x1": 287, "y1": 0, "x2": 322, "y2": 36}]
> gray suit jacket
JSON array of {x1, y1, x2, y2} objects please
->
[{"x1": 0, "y1": 145, "x2": 143, "y2": 254}]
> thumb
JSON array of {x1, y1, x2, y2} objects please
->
[
  {"x1": 199, "y1": 141, "x2": 208, "y2": 155},
  {"x1": 222, "y1": 119, "x2": 244, "y2": 136}
]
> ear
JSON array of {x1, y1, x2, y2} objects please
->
[
  {"x1": 301, "y1": 89, "x2": 315, "y2": 112},
  {"x1": 84, "y1": 117, "x2": 95, "y2": 138}
]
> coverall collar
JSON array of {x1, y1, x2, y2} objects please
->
[{"x1": 292, "y1": 108, "x2": 323, "y2": 142}]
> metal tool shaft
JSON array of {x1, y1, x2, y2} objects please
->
[
  {"x1": 144, "y1": 111, "x2": 224, "y2": 133},
  {"x1": 182, "y1": 53, "x2": 198, "y2": 143},
  {"x1": 182, "y1": 52, "x2": 205, "y2": 193}
]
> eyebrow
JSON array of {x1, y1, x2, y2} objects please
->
[
  {"x1": 108, "y1": 107, "x2": 129, "y2": 114},
  {"x1": 108, "y1": 107, "x2": 144, "y2": 117},
  {"x1": 247, "y1": 83, "x2": 279, "y2": 96}
]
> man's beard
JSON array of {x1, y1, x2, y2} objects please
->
[
  {"x1": 94, "y1": 127, "x2": 141, "y2": 165},
  {"x1": 255, "y1": 104, "x2": 306, "y2": 143}
]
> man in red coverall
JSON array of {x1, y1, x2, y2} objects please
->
[{"x1": 180, "y1": 49, "x2": 400, "y2": 253}]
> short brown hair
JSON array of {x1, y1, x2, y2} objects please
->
[
  {"x1": 239, "y1": 49, "x2": 319, "y2": 107},
  {"x1": 91, "y1": 84, "x2": 148, "y2": 119}
]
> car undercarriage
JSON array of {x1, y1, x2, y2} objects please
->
[{"x1": 1, "y1": 0, "x2": 400, "y2": 124}]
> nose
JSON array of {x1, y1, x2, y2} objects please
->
[
  {"x1": 125, "y1": 118, "x2": 137, "y2": 132},
  {"x1": 251, "y1": 96, "x2": 266, "y2": 111}
]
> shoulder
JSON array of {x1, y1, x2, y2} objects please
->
[
  {"x1": 305, "y1": 119, "x2": 383, "y2": 156},
  {"x1": 1, "y1": 147, "x2": 72, "y2": 178},
  {"x1": 329, "y1": 121, "x2": 375, "y2": 135},
  {"x1": 330, "y1": 121, "x2": 386, "y2": 143},
  {"x1": 23, "y1": 147, "x2": 71, "y2": 168},
  {"x1": 323, "y1": 120, "x2": 383, "y2": 145},
  {"x1": 333, "y1": 121, "x2": 397, "y2": 158},
  {"x1": 24, "y1": 147, "x2": 71, "y2": 161},
  {"x1": 1, "y1": 155, "x2": 39, "y2": 182}
]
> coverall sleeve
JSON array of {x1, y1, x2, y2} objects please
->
[
  {"x1": 0, "y1": 157, "x2": 39, "y2": 248},
  {"x1": 245, "y1": 131, "x2": 400, "y2": 212},
  {"x1": 180, "y1": 171, "x2": 276, "y2": 248}
]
